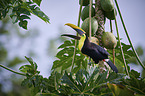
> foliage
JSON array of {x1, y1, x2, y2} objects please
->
[
  {"x1": 107, "y1": 83, "x2": 134, "y2": 96},
  {"x1": 0, "y1": 0, "x2": 49, "y2": 29},
  {"x1": 106, "y1": 70, "x2": 145, "y2": 96},
  {"x1": 52, "y1": 40, "x2": 88, "y2": 73},
  {"x1": 19, "y1": 56, "x2": 43, "y2": 95},
  {"x1": 60, "y1": 68, "x2": 124, "y2": 95},
  {"x1": 122, "y1": 70, "x2": 145, "y2": 95},
  {"x1": 20, "y1": 56, "x2": 125, "y2": 95},
  {"x1": 19, "y1": 41, "x2": 145, "y2": 96},
  {"x1": 0, "y1": 0, "x2": 145, "y2": 96}
]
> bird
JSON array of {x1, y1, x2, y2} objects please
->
[{"x1": 62, "y1": 23, "x2": 118, "y2": 73}]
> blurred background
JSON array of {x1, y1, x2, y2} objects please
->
[{"x1": 0, "y1": 0, "x2": 145, "y2": 95}]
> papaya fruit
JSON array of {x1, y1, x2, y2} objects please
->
[
  {"x1": 100, "y1": 0, "x2": 114, "y2": 12},
  {"x1": 79, "y1": 0, "x2": 92, "y2": 6},
  {"x1": 101, "y1": 32, "x2": 117, "y2": 49},
  {"x1": 89, "y1": 37, "x2": 99, "y2": 45},
  {"x1": 81, "y1": 6, "x2": 95, "y2": 21},
  {"x1": 81, "y1": 17, "x2": 98, "y2": 36},
  {"x1": 105, "y1": 8, "x2": 117, "y2": 20}
]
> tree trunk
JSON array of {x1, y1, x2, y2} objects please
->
[
  {"x1": 95, "y1": 0, "x2": 105, "y2": 45},
  {"x1": 95, "y1": 0, "x2": 106, "y2": 73}
]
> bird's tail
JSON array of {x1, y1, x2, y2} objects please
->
[{"x1": 105, "y1": 59, "x2": 118, "y2": 73}]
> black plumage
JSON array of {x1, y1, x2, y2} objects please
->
[
  {"x1": 81, "y1": 35, "x2": 118, "y2": 73},
  {"x1": 63, "y1": 23, "x2": 118, "y2": 73}
]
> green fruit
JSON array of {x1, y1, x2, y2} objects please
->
[
  {"x1": 105, "y1": 8, "x2": 117, "y2": 20},
  {"x1": 79, "y1": 0, "x2": 89, "y2": 6},
  {"x1": 81, "y1": 17, "x2": 98, "y2": 36},
  {"x1": 100, "y1": 0, "x2": 114, "y2": 12},
  {"x1": 89, "y1": 37, "x2": 99, "y2": 45},
  {"x1": 101, "y1": 32, "x2": 117, "y2": 49},
  {"x1": 81, "y1": 6, "x2": 95, "y2": 21}
]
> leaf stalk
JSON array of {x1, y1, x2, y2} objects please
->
[
  {"x1": 71, "y1": 0, "x2": 83, "y2": 71},
  {"x1": 89, "y1": 0, "x2": 92, "y2": 38},
  {"x1": 110, "y1": 20, "x2": 115, "y2": 65},
  {"x1": 0, "y1": 64, "x2": 26, "y2": 76},
  {"x1": 114, "y1": 14, "x2": 129, "y2": 76}
]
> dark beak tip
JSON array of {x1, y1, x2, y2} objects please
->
[{"x1": 61, "y1": 34, "x2": 81, "y2": 40}]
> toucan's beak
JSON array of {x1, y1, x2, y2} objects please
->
[
  {"x1": 61, "y1": 34, "x2": 81, "y2": 40},
  {"x1": 65, "y1": 23, "x2": 85, "y2": 36}
]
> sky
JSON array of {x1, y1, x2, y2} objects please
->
[{"x1": 26, "y1": 0, "x2": 145, "y2": 77}]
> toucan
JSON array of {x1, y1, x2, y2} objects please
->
[{"x1": 62, "y1": 23, "x2": 118, "y2": 73}]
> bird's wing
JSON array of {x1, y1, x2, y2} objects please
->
[
  {"x1": 81, "y1": 46, "x2": 100, "y2": 63},
  {"x1": 91, "y1": 43, "x2": 110, "y2": 56}
]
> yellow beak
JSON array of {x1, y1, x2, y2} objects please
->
[{"x1": 65, "y1": 23, "x2": 85, "y2": 36}]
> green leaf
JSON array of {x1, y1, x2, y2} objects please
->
[
  {"x1": 122, "y1": 70, "x2": 145, "y2": 95},
  {"x1": 130, "y1": 70, "x2": 140, "y2": 78},
  {"x1": 19, "y1": 15, "x2": 31, "y2": 20},
  {"x1": 21, "y1": 78, "x2": 32, "y2": 86},
  {"x1": 60, "y1": 68, "x2": 123, "y2": 95},
  {"x1": 107, "y1": 72, "x2": 125, "y2": 83},
  {"x1": 36, "y1": 93, "x2": 59, "y2": 96},
  {"x1": 19, "y1": 56, "x2": 39, "y2": 75},
  {"x1": 19, "y1": 20, "x2": 28, "y2": 29},
  {"x1": 0, "y1": 13, "x2": 2, "y2": 19},
  {"x1": 83, "y1": 67, "x2": 100, "y2": 91},
  {"x1": 31, "y1": 6, "x2": 50, "y2": 23},
  {"x1": 25, "y1": 56, "x2": 34, "y2": 65},
  {"x1": 19, "y1": 65, "x2": 32, "y2": 73},
  {"x1": 43, "y1": 71, "x2": 62, "y2": 95},
  {"x1": 52, "y1": 40, "x2": 88, "y2": 73},
  {"x1": 58, "y1": 40, "x2": 73, "y2": 49},
  {"x1": 107, "y1": 83, "x2": 134, "y2": 96},
  {"x1": 2, "y1": 9, "x2": 8, "y2": 18},
  {"x1": 29, "y1": 5, "x2": 37, "y2": 10},
  {"x1": 18, "y1": 8, "x2": 31, "y2": 15},
  {"x1": 0, "y1": 0, "x2": 49, "y2": 29},
  {"x1": 95, "y1": 71, "x2": 108, "y2": 85},
  {"x1": 62, "y1": 71, "x2": 81, "y2": 92},
  {"x1": 32, "y1": 0, "x2": 42, "y2": 6}
]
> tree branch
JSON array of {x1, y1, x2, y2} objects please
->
[{"x1": 0, "y1": 64, "x2": 26, "y2": 76}]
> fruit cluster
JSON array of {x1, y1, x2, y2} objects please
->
[
  {"x1": 100, "y1": 0, "x2": 117, "y2": 20},
  {"x1": 79, "y1": 0, "x2": 117, "y2": 49}
]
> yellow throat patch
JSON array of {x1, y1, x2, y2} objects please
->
[{"x1": 78, "y1": 34, "x2": 86, "y2": 50}]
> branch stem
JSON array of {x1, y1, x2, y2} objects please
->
[
  {"x1": 110, "y1": 20, "x2": 115, "y2": 65},
  {"x1": 89, "y1": 0, "x2": 92, "y2": 38},
  {"x1": 114, "y1": 15, "x2": 129, "y2": 76},
  {"x1": 71, "y1": 0, "x2": 83, "y2": 71},
  {"x1": 0, "y1": 64, "x2": 26, "y2": 76},
  {"x1": 110, "y1": 20, "x2": 113, "y2": 32}
]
